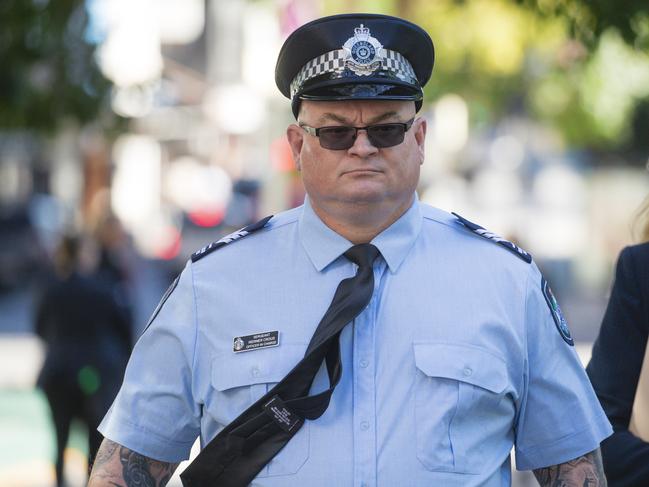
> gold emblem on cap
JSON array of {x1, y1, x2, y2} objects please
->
[{"x1": 342, "y1": 24, "x2": 385, "y2": 76}]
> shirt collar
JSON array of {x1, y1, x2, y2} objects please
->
[{"x1": 298, "y1": 194, "x2": 422, "y2": 273}]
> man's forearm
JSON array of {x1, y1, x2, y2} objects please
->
[
  {"x1": 533, "y1": 448, "x2": 607, "y2": 487},
  {"x1": 88, "y1": 438, "x2": 179, "y2": 487}
]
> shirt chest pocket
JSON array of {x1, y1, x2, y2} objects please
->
[
  {"x1": 208, "y1": 344, "x2": 310, "y2": 478},
  {"x1": 413, "y1": 342, "x2": 512, "y2": 474}
]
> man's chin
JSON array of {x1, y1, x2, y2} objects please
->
[{"x1": 339, "y1": 190, "x2": 387, "y2": 206}]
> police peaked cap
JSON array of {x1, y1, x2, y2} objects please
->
[{"x1": 276, "y1": 13, "x2": 435, "y2": 117}]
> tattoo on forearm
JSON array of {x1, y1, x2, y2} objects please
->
[
  {"x1": 92, "y1": 440, "x2": 118, "y2": 471},
  {"x1": 119, "y1": 447, "x2": 158, "y2": 487},
  {"x1": 533, "y1": 448, "x2": 607, "y2": 487},
  {"x1": 89, "y1": 439, "x2": 178, "y2": 487}
]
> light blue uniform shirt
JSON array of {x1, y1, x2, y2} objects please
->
[{"x1": 100, "y1": 195, "x2": 612, "y2": 486}]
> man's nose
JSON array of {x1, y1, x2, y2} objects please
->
[{"x1": 348, "y1": 129, "x2": 379, "y2": 157}]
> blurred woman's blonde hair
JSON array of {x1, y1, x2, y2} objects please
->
[{"x1": 633, "y1": 195, "x2": 649, "y2": 243}]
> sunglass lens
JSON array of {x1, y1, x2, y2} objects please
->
[
  {"x1": 318, "y1": 126, "x2": 357, "y2": 150},
  {"x1": 367, "y1": 124, "x2": 405, "y2": 148}
]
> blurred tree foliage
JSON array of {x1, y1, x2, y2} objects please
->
[
  {"x1": 515, "y1": 0, "x2": 649, "y2": 50},
  {"x1": 0, "y1": 0, "x2": 115, "y2": 133},
  {"x1": 323, "y1": 0, "x2": 649, "y2": 151}
]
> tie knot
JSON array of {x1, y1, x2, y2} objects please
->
[{"x1": 343, "y1": 243, "x2": 380, "y2": 268}]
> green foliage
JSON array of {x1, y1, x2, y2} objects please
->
[
  {"x1": 0, "y1": 0, "x2": 115, "y2": 133},
  {"x1": 515, "y1": 0, "x2": 649, "y2": 50},
  {"x1": 322, "y1": 0, "x2": 649, "y2": 150},
  {"x1": 531, "y1": 30, "x2": 649, "y2": 147}
]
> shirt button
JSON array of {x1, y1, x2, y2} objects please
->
[
  {"x1": 463, "y1": 366, "x2": 473, "y2": 377},
  {"x1": 359, "y1": 359, "x2": 369, "y2": 368},
  {"x1": 251, "y1": 366, "x2": 260, "y2": 378},
  {"x1": 360, "y1": 420, "x2": 369, "y2": 431}
]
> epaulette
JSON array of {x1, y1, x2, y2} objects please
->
[
  {"x1": 452, "y1": 212, "x2": 532, "y2": 264},
  {"x1": 191, "y1": 215, "x2": 273, "y2": 263}
]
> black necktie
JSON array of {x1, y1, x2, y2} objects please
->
[{"x1": 181, "y1": 243, "x2": 380, "y2": 487}]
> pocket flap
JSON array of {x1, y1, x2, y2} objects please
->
[
  {"x1": 211, "y1": 343, "x2": 306, "y2": 391},
  {"x1": 413, "y1": 342, "x2": 508, "y2": 393}
]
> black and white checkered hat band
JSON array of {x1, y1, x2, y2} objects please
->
[{"x1": 289, "y1": 48, "x2": 418, "y2": 98}]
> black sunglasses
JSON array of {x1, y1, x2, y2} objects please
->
[{"x1": 300, "y1": 118, "x2": 415, "y2": 150}]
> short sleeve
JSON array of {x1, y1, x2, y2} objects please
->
[
  {"x1": 514, "y1": 265, "x2": 612, "y2": 470},
  {"x1": 98, "y1": 260, "x2": 201, "y2": 462}
]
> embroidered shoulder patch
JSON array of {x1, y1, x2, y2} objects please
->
[
  {"x1": 452, "y1": 212, "x2": 532, "y2": 264},
  {"x1": 191, "y1": 215, "x2": 273, "y2": 263},
  {"x1": 541, "y1": 277, "x2": 574, "y2": 346}
]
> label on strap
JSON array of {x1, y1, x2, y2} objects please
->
[{"x1": 262, "y1": 395, "x2": 302, "y2": 433}]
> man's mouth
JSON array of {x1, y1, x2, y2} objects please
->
[{"x1": 342, "y1": 168, "x2": 382, "y2": 175}]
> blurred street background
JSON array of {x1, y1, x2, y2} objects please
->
[{"x1": 1, "y1": 0, "x2": 648, "y2": 486}]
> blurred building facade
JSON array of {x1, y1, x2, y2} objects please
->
[{"x1": 1, "y1": 0, "x2": 647, "y2": 289}]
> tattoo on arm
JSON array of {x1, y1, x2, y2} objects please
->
[
  {"x1": 88, "y1": 439, "x2": 179, "y2": 487},
  {"x1": 533, "y1": 448, "x2": 607, "y2": 487}
]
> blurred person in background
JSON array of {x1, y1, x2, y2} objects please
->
[
  {"x1": 587, "y1": 197, "x2": 649, "y2": 486},
  {"x1": 35, "y1": 234, "x2": 131, "y2": 487},
  {"x1": 0, "y1": 202, "x2": 48, "y2": 293},
  {"x1": 92, "y1": 210, "x2": 135, "y2": 336},
  {"x1": 87, "y1": 190, "x2": 136, "y2": 339}
]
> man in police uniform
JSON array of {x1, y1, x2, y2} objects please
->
[{"x1": 89, "y1": 13, "x2": 611, "y2": 487}]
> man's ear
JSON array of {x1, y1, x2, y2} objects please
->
[
  {"x1": 286, "y1": 124, "x2": 304, "y2": 171},
  {"x1": 414, "y1": 118, "x2": 427, "y2": 165}
]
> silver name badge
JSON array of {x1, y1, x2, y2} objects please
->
[{"x1": 233, "y1": 331, "x2": 280, "y2": 353}]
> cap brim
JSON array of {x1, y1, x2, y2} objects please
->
[{"x1": 297, "y1": 75, "x2": 423, "y2": 101}]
